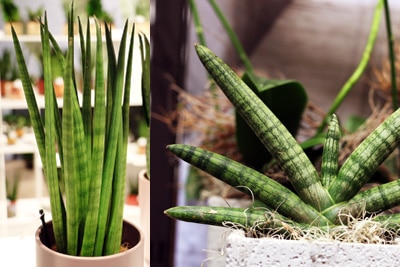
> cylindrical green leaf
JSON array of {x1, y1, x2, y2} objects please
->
[
  {"x1": 164, "y1": 206, "x2": 309, "y2": 234},
  {"x1": 329, "y1": 108, "x2": 400, "y2": 203},
  {"x1": 194, "y1": 44, "x2": 333, "y2": 211},
  {"x1": 168, "y1": 144, "x2": 332, "y2": 225},
  {"x1": 324, "y1": 179, "x2": 400, "y2": 224},
  {"x1": 321, "y1": 114, "x2": 340, "y2": 188}
]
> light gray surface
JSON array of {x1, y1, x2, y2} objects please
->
[{"x1": 226, "y1": 230, "x2": 400, "y2": 267}]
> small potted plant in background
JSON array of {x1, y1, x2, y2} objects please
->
[
  {"x1": 6, "y1": 171, "x2": 19, "y2": 217},
  {"x1": 9, "y1": 68, "x2": 22, "y2": 99},
  {"x1": 0, "y1": 49, "x2": 13, "y2": 96},
  {"x1": 3, "y1": 113, "x2": 29, "y2": 141},
  {"x1": 133, "y1": 0, "x2": 150, "y2": 36},
  {"x1": 25, "y1": 6, "x2": 43, "y2": 35},
  {"x1": 0, "y1": 49, "x2": 20, "y2": 98},
  {"x1": 14, "y1": 114, "x2": 28, "y2": 137},
  {"x1": 0, "y1": 0, "x2": 22, "y2": 35},
  {"x1": 86, "y1": 0, "x2": 114, "y2": 34},
  {"x1": 3, "y1": 114, "x2": 18, "y2": 144},
  {"x1": 13, "y1": 5, "x2": 145, "y2": 266}
]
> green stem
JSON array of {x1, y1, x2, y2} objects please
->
[
  {"x1": 316, "y1": 0, "x2": 383, "y2": 134},
  {"x1": 383, "y1": 0, "x2": 397, "y2": 111},
  {"x1": 139, "y1": 34, "x2": 151, "y2": 175},
  {"x1": 188, "y1": 0, "x2": 219, "y2": 110},
  {"x1": 188, "y1": 0, "x2": 207, "y2": 47},
  {"x1": 382, "y1": 0, "x2": 400, "y2": 178},
  {"x1": 207, "y1": 0, "x2": 253, "y2": 74}
]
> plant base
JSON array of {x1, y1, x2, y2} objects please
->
[
  {"x1": 36, "y1": 220, "x2": 144, "y2": 267},
  {"x1": 7, "y1": 200, "x2": 16, "y2": 217},
  {"x1": 225, "y1": 230, "x2": 400, "y2": 266}
]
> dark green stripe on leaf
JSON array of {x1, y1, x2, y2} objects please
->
[
  {"x1": 194, "y1": 44, "x2": 333, "y2": 211},
  {"x1": 167, "y1": 144, "x2": 331, "y2": 225},
  {"x1": 164, "y1": 206, "x2": 310, "y2": 234},
  {"x1": 321, "y1": 115, "x2": 340, "y2": 188},
  {"x1": 329, "y1": 108, "x2": 400, "y2": 202}
]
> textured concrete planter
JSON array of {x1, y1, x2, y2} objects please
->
[{"x1": 225, "y1": 230, "x2": 400, "y2": 266}]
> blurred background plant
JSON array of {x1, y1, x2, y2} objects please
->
[
  {"x1": 6, "y1": 170, "x2": 20, "y2": 217},
  {"x1": 0, "y1": 0, "x2": 21, "y2": 22}
]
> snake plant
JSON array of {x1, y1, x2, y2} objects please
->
[
  {"x1": 12, "y1": 9, "x2": 136, "y2": 256},
  {"x1": 164, "y1": 44, "x2": 400, "y2": 238},
  {"x1": 189, "y1": 0, "x2": 307, "y2": 170}
]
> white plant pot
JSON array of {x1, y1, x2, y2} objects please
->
[
  {"x1": 36, "y1": 220, "x2": 144, "y2": 267},
  {"x1": 225, "y1": 230, "x2": 400, "y2": 266},
  {"x1": 138, "y1": 169, "x2": 150, "y2": 262}
]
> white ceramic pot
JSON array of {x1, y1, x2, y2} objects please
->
[
  {"x1": 35, "y1": 220, "x2": 144, "y2": 267},
  {"x1": 225, "y1": 230, "x2": 400, "y2": 266},
  {"x1": 138, "y1": 169, "x2": 150, "y2": 262}
]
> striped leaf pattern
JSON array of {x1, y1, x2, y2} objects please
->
[
  {"x1": 13, "y1": 12, "x2": 137, "y2": 256},
  {"x1": 324, "y1": 179, "x2": 400, "y2": 224},
  {"x1": 195, "y1": 44, "x2": 333, "y2": 211},
  {"x1": 166, "y1": 44, "x2": 400, "y2": 237},
  {"x1": 165, "y1": 206, "x2": 310, "y2": 234},
  {"x1": 321, "y1": 114, "x2": 340, "y2": 188},
  {"x1": 328, "y1": 108, "x2": 400, "y2": 203},
  {"x1": 167, "y1": 144, "x2": 331, "y2": 225}
]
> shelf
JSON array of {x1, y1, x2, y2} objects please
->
[
  {"x1": 0, "y1": 22, "x2": 149, "y2": 43},
  {"x1": 0, "y1": 94, "x2": 64, "y2": 110},
  {"x1": 0, "y1": 90, "x2": 142, "y2": 110},
  {"x1": 0, "y1": 132, "x2": 146, "y2": 163},
  {"x1": 0, "y1": 132, "x2": 37, "y2": 154},
  {"x1": 0, "y1": 33, "x2": 121, "y2": 43}
]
